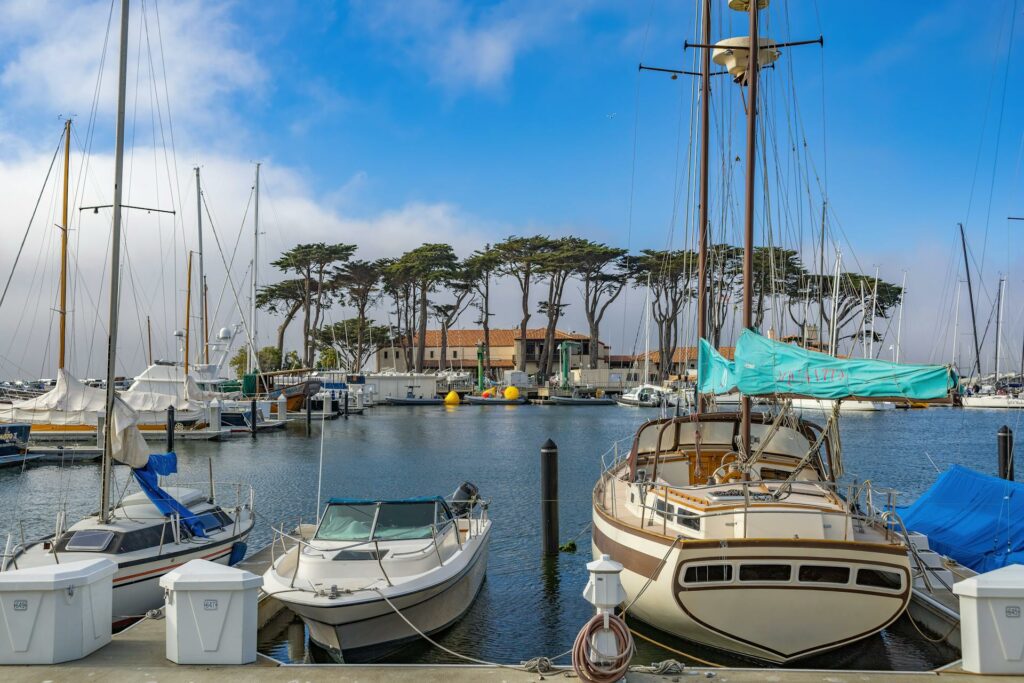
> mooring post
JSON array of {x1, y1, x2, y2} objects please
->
[
  {"x1": 250, "y1": 398, "x2": 258, "y2": 438},
  {"x1": 541, "y1": 438, "x2": 559, "y2": 556},
  {"x1": 166, "y1": 405, "x2": 175, "y2": 452},
  {"x1": 998, "y1": 425, "x2": 1014, "y2": 480},
  {"x1": 306, "y1": 396, "x2": 312, "y2": 436},
  {"x1": 343, "y1": 390, "x2": 349, "y2": 419}
]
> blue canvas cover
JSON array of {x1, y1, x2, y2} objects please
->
[
  {"x1": 697, "y1": 339, "x2": 737, "y2": 395},
  {"x1": 699, "y1": 330, "x2": 957, "y2": 401},
  {"x1": 132, "y1": 453, "x2": 214, "y2": 538},
  {"x1": 899, "y1": 465, "x2": 1024, "y2": 572}
]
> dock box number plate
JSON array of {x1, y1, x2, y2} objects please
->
[
  {"x1": 204, "y1": 599, "x2": 218, "y2": 611},
  {"x1": 12, "y1": 600, "x2": 27, "y2": 611},
  {"x1": 1007, "y1": 606, "x2": 1021, "y2": 618}
]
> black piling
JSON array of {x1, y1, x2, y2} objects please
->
[
  {"x1": 166, "y1": 405, "x2": 175, "y2": 452},
  {"x1": 541, "y1": 438, "x2": 559, "y2": 556},
  {"x1": 306, "y1": 397, "x2": 312, "y2": 436},
  {"x1": 998, "y1": 425, "x2": 1014, "y2": 480},
  {"x1": 343, "y1": 390, "x2": 349, "y2": 419},
  {"x1": 250, "y1": 398, "x2": 258, "y2": 438}
]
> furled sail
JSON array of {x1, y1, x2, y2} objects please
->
[
  {"x1": 109, "y1": 396, "x2": 151, "y2": 469},
  {"x1": 697, "y1": 339, "x2": 737, "y2": 395},
  {"x1": 698, "y1": 330, "x2": 957, "y2": 402}
]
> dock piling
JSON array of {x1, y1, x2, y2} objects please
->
[
  {"x1": 166, "y1": 406, "x2": 175, "y2": 452},
  {"x1": 250, "y1": 399, "x2": 257, "y2": 438},
  {"x1": 343, "y1": 390, "x2": 349, "y2": 419},
  {"x1": 306, "y1": 397, "x2": 312, "y2": 436},
  {"x1": 998, "y1": 425, "x2": 1014, "y2": 480},
  {"x1": 541, "y1": 438, "x2": 559, "y2": 556}
]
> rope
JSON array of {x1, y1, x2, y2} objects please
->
[
  {"x1": 628, "y1": 627, "x2": 723, "y2": 669},
  {"x1": 571, "y1": 612, "x2": 634, "y2": 683}
]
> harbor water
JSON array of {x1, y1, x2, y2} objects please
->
[{"x1": 2, "y1": 404, "x2": 1016, "y2": 669}]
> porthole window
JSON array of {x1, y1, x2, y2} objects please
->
[
  {"x1": 739, "y1": 564, "x2": 791, "y2": 582},
  {"x1": 798, "y1": 565, "x2": 850, "y2": 584},
  {"x1": 856, "y1": 568, "x2": 902, "y2": 589},
  {"x1": 683, "y1": 564, "x2": 732, "y2": 583}
]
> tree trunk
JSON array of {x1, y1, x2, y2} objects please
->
[
  {"x1": 439, "y1": 322, "x2": 448, "y2": 372},
  {"x1": 276, "y1": 301, "x2": 301, "y2": 369},
  {"x1": 516, "y1": 269, "x2": 532, "y2": 372},
  {"x1": 415, "y1": 282, "x2": 428, "y2": 372},
  {"x1": 482, "y1": 278, "x2": 492, "y2": 378},
  {"x1": 588, "y1": 321, "x2": 600, "y2": 369},
  {"x1": 302, "y1": 270, "x2": 312, "y2": 368}
]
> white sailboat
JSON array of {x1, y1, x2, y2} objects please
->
[
  {"x1": 962, "y1": 278, "x2": 1024, "y2": 408},
  {"x1": 0, "y1": 0, "x2": 254, "y2": 624}
]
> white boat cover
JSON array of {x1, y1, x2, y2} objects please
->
[{"x1": 110, "y1": 396, "x2": 149, "y2": 468}]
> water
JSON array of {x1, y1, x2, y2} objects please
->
[{"x1": 4, "y1": 404, "x2": 1018, "y2": 669}]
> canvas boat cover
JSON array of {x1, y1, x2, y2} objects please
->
[
  {"x1": 697, "y1": 330, "x2": 957, "y2": 401},
  {"x1": 899, "y1": 465, "x2": 1024, "y2": 572},
  {"x1": 132, "y1": 452, "x2": 214, "y2": 538}
]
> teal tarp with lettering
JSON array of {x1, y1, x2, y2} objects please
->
[
  {"x1": 698, "y1": 330, "x2": 957, "y2": 401},
  {"x1": 697, "y1": 339, "x2": 737, "y2": 395}
]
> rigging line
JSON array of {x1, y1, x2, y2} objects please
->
[
  {"x1": 977, "y1": 0, "x2": 1019, "y2": 275},
  {"x1": 0, "y1": 136, "x2": 64, "y2": 314},
  {"x1": 205, "y1": 185, "x2": 254, "y2": 326}
]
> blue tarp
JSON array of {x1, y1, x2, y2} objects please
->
[
  {"x1": 697, "y1": 330, "x2": 957, "y2": 401},
  {"x1": 899, "y1": 465, "x2": 1024, "y2": 573},
  {"x1": 132, "y1": 453, "x2": 212, "y2": 538}
]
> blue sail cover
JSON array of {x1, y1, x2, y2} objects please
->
[
  {"x1": 697, "y1": 339, "x2": 737, "y2": 395},
  {"x1": 899, "y1": 466, "x2": 1024, "y2": 572},
  {"x1": 132, "y1": 453, "x2": 213, "y2": 538},
  {"x1": 698, "y1": 330, "x2": 956, "y2": 401}
]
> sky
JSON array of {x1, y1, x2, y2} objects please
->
[{"x1": 0, "y1": 0, "x2": 1022, "y2": 380}]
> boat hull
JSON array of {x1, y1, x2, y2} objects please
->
[
  {"x1": 287, "y1": 530, "x2": 490, "y2": 662},
  {"x1": 592, "y1": 510, "x2": 910, "y2": 663},
  {"x1": 961, "y1": 395, "x2": 1024, "y2": 409}
]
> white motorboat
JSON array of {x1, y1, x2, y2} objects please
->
[
  {"x1": 265, "y1": 483, "x2": 491, "y2": 662},
  {"x1": 616, "y1": 384, "x2": 679, "y2": 408}
]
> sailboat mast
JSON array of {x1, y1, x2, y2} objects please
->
[
  {"x1": 694, "y1": 0, "x2": 711, "y2": 414},
  {"x1": 995, "y1": 277, "x2": 1004, "y2": 385},
  {"x1": 958, "y1": 223, "x2": 982, "y2": 378},
  {"x1": 643, "y1": 274, "x2": 652, "y2": 383},
  {"x1": 184, "y1": 252, "x2": 193, "y2": 375},
  {"x1": 58, "y1": 119, "x2": 71, "y2": 371},
  {"x1": 100, "y1": 0, "x2": 130, "y2": 525},
  {"x1": 869, "y1": 266, "x2": 879, "y2": 358},
  {"x1": 249, "y1": 163, "x2": 260, "y2": 373},
  {"x1": 952, "y1": 281, "x2": 961, "y2": 367},
  {"x1": 895, "y1": 270, "x2": 906, "y2": 363},
  {"x1": 195, "y1": 167, "x2": 207, "y2": 364},
  {"x1": 740, "y1": 0, "x2": 761, "y2": 457}
]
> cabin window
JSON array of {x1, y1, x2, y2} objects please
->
[
  {"x1": 798, "y1": 565, "x2": 850, "y2": 584},
  {"x1": 856, "y1": 568, "x2": 902, "y2": 589},
  {"x1": 683, "y1": 564, "x2": 732, "y2": 583},
  {"x1": 65, "y1": 530, "x2": 115, "y2": 552},
  {"x1": 676, "y1": 508, "x2": 700, "y2": 531},
  {"x1": 760, "y1": 468, "x2": 789, "y2": 481},
  {"x1": 316, "y1": 503, "x2": 378, "y2": 541},
  {"x1": 739, "y1": 564, "x2": 791, "y2": 582},
  {"x1": 373, "y1": 502, "x2": 437, "y2": 540},
  {"x1": 653, "y1": 499, "x2": 674, "y2": 518}
]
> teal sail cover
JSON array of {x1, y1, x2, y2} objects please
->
[
  {"x1": 698, "y1": 330, "x2": 957, "y2": 401},
  {"x1": 697, "y1": 339, "x2": 737, "y2": 395}
]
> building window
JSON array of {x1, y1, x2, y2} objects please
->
[
  {"x1": 383, "y1": 351, "x2": 389, "y2": 359},
  {"x1": 453, "y1": 350, "x2": 458, "y2": 359},
  {"x1": 430, "y1": 350, "x2": 435, "y2": 359}
]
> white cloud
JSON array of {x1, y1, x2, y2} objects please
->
[{"x1": 352, "y1": 0, "x2": 592, "y2": 93}]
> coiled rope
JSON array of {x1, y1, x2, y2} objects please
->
[{"x1": 571, "y1": 612, "x2": 634, "y2": 683}]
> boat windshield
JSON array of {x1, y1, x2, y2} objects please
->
[
  {"x1": 315, "y1": 501, "x2": 439, "y2": 542},
  {"x1": 316, "y1": 503, "x2": 378, "y2": 541}
]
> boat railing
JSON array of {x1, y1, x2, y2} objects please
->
[{"x1": 269, "y1": 500, "x2": 490, "y2": 590}]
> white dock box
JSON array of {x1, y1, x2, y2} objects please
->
[
  {"x1": 160, "y1": 559, "x2": 260, "y2": 664},
  {"x1": 954, "y1": 564, "x2": 1024, "y2": 674},
  {"x1": 0, "y1": 558, "x2": 116, "y2": 664}
]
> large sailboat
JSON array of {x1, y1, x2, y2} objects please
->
[
  {"x1": 1, "y1": 0, "x2": 253, "y2": 624},
  {"x1": 591, "y1": 0, "x2": 958, "y2": 664}
]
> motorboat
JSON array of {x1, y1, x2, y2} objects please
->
[
  {"x1": 264, "y1": 483, "x2": 491, "y2": 662},
  {"x1": 463, "y1": 394, "x2": 526, "y2": 405},
  {"x1": 0, "y1": 423, "x2": 36, "y2": 468},
  {"x1": 961, "y1": 392, "x2": 1024, "y2": 409},
  {"x1": 384, "y1": 386, "x2": 445, "y2": 405},
  {"x1": 548, "y1": 391, "x2": 615, "y2": 406},
  {"x1": 615, "y1": 384, "x2": 679, "y2": 408}
]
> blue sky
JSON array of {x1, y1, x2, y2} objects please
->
[{"x1": 0, "y1": 0, "x2": 1022, "y2": 376}]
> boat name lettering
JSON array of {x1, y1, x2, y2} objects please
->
[{"x1": 775, "y1": 367, "x2": 848, "y2": 387}]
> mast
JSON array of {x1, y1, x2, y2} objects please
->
[
  {"x1": 147, "y1": 315, "x2": 153, "y2": 365},
  {"x1": 642, "y1": 274, "x2": 652, "y2": 384},
  {"x1": 248, "y1": 163, "x2": 260, "y2": 373},
  {"x1": 818, "y1": 201, "x2": 826, "y2": 348},
  {"x1": 994, "y1": 277, "x2": 1004, "y2": 385},
  {"x1": 859, "y1": 280, "x2": 866, "y2": 358},
  {"x1": 694, "y1": 0, "x2": 711, "y2": 414},
  {"x1": 184, "y1": 252, "x2": 193, "y2": 375},
  {"x1": 740, "y1": 0, "x2": 761, "y2": 457},
  {"x1": 829, "y1": 252, "x2": 842, "y2": 355},
  {"x1": 868, "y1": 266, "x2": 879, "y2": 358},
  {"x1": 195, "y1": 167, "x2": 207, "y2": 364},
  {"x1": 203, "y1": 277, "x2": 210, "y2": 364},
  {"x1": 895, "y1": 270, "x2": 906, "y2": 363},
  {"x1": 58, "y1": 119, "x2": 71, "y2": 371},
  {"x1": 952, "y1": 281, "x2": 961, "y2": 367},
  {"x1": 959, "y1": 223, "x2": 982, "y2": 378},
  {"x1": 100, "y1": 0, "x2": 130, "y2": 525}
]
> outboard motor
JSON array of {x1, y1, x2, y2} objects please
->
[{"x1": 450, "y1": 481, "x2": 480, "y2": 517}]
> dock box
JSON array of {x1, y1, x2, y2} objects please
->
[
  {"x1": 160, "y1": 559, "x2": 261, "y2": 665},
  {"x1": 0, "y1": 558, "x2": 116, "y2": 664},
  {"x1": 954, "y1": 564, "x2": 1024, "y2": 674}
]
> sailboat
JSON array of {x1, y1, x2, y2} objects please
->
[
  {"x1": 591, "y1": 0, "x2": 957, "y2": 663},
  {"x1": 617, "y1": 280, "x2": 680, "y2": 408},
  {"x1": 0, "y1": 0, "x2": 253, "y2": 624},
  {"x1": 962, "y1": 278, "x2": 1024, "y2": 408}
]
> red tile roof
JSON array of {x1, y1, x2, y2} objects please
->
[
  {"x1": 410, "y1": 328, "x2": 596, "y2": 348},
  {"x1": 613, "y1": 346, "x2": 736, "y2": 363}
]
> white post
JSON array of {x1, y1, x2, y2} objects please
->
[
  {"x1": 276, "y1": 393, "x2": 287, "y2": 420},
  {"x1": 582, "y1": 554, "x2": 628, "y2": 666}
]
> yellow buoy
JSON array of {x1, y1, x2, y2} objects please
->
[
  {"x1": 444, "y1": 390, "x2": 461, "y2": 405},
  {"x1": 504, "y1": 385, "x2": 520, "y2": 400}
]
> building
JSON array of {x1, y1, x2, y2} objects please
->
[
  {"x1": 375, "y1": 328, "x2": 611, "y2": 378},
  {"x1": 610, "y1": 346, "x2": 736, "y2": 382}
]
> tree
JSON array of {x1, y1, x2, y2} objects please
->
[
  {"x1": 535, "y1": 237, "x2": 583, "y2": 379},
  {"x1": 574, "y1": 241, "x2": 628, "y2": 368},
  {"x1": 380, "y1": 257, "x2": 417, "y2": 370},
  {"x1": 335, "y1": 259, "x2": 383, "y2": 372},
  {"x1": 739, "y1": 247, "x2": 806, "y2": 331},
  {"x1": 397, "y1": 244, "x2": 459, "y2": 372},
  {"x1": 316, "y1": 319, "x2": 392, "y2": 372},
  {"x1": 228, "y1": 346, "x2": 282, "y2": 378},
  {"x1": 271, "y1": 243, "x2": 356, "y2": 367},
  {"x1": 706, "y1": 244, "x2": 743, "y2": 347},
  {"x1": 432, "y1": 260, "x2": 476, "y2": 371},
  {"x1": 631, "y1": 249, "x2": 697, "y2": 379},
  {"x1": 493, "y1": 235, "x2": 553, "y2": 372},
  {"x1": 256, "y1": 279, "x2": 305, "y2": 369},
  {"x1": 464, "y1": 246, "x2": 500, "y2": 379}
]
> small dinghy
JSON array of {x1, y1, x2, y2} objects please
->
[
  {"x1": 462, "y1": 394, "x2": 526, "y2": 405},
  {"x1": 264, "y1": 482, "x2": 491, "y2": 662},
  {"x1": 548, "y1": 392, "x2": 614, "y2": 406}
]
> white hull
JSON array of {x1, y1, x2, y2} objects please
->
[
  {"x1": 961, "y1": 395, "x2": 1024, "y2": 409},
  {"x1": 790, "y1": 398, "x2": 895, "y2": 412}
]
